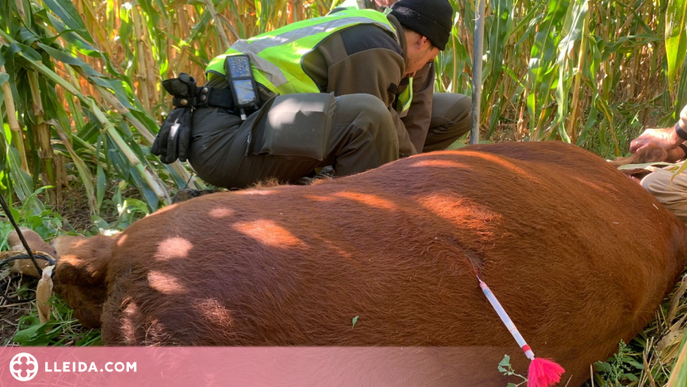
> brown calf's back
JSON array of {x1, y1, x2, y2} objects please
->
[{"x1": 52, "y1": 141, "x2": 687, "y2": 387}]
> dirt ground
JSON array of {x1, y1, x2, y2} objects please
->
[{"x1": 0, "y1": 276, "x2": 38, "y2": 345}]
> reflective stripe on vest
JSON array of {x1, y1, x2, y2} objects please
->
[
  {"x1": 396, "y1": 77, "x2": 413, "y2": 116},
  {"x1": 206, "y1": 9, "x2": 397, "y2": 96}
]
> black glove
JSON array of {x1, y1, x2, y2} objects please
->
[
  {"x1": 162, "y1": 73, "x2": 196, "y2": 99},
  {"x1": 151, "y1": 107, "x2": 193, "y2": 163},
  {"x1": 152, "y1": 73, "x2": 197, "y2": 164}
]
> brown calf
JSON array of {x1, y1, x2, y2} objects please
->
[{"x1": 47, "y1": 141, "x2": 687, "y2": 386}]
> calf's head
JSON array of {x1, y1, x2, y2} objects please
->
[{"x1": 51, "y1": 235, "x2": 114, "y2": 328}]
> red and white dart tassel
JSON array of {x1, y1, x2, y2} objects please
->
[{"x1": 477, "y1": 275, "x2": 565, "y2": 387}]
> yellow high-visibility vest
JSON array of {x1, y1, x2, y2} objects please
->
[{"x1": 206, "y1": 9, "x2": 398, "y2": 96}]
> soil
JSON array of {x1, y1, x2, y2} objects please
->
[
  {"x1": 0, "y1": 306, "x2": 28, "y2": 346},
  {"x1": 54, "y1": 188, "x2": 94, "y2": 232},
  {"x1": 0, "y1": 276, "x2": 38, "y2": 345},
  {"x1": 53, "y1": 181, "x2": 139, "y2": 233}
]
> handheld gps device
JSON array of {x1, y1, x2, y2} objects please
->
[{"x1": 224, "y1": 55, "x2": 259, "y2": 120}]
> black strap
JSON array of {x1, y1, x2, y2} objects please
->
[
  {"x1": 206, "y1": 88, "x2": 235, "y2": 110},
  {"x1": 676, "y1": 122, "x2": 687, "y2": 141},
  {"x1": 171, "y1": 87, "x2": 235, "y2": 111},
  {"x1": 679, "y1": 143, "x2": 687, "y2": 159},
  {"x1": 172, "y1": 96, "x2": 197, "y2": 107}
]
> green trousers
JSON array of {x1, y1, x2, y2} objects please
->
[
  {"x1": 641, "y1": 166, "x2": 687, "y2": 224},
  {"x1": 188, "y1": 92, "x2": 470, "y2": 189}
]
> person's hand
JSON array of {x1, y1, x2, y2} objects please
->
[
  {"x1": 375, "y1": 0, "x2": 396, "y2": 8},
  {"x1": 151, "y1": 107, "x2": 193, "y2": 164},
  {"x1": 630, "y1": 127, "x2": 681, "y2": 154},
  {"x1": 666, "y1": 144, "x2": 687, "y2": 162}
]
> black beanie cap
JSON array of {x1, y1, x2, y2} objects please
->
[{"x1": 390, "y1": 0, "x2": 454, "y2": 50}]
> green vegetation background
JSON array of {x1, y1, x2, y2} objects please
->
[{"x1": 0, "y1": 0, "x2": 686, "y2": 385}]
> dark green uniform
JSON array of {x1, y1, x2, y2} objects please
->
[
  {"x1": 335, "y1": 0, "x2": 472, "y2": 153},
  {"x1": 187, "y1": 8, "x2": 467, "y2": 189}
]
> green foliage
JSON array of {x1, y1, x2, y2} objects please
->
[
  {"x1": 665, "y1": 0, "x2": 687, "y2": 96},
  {"x1": 1, "y1": 0, "x2": 684, "y2": 216},
  {"x1": 669, "y1": 332, "x2": 687, "y2": 387},
  {"x1": 594, "y1": 340, "x2": 644, "y2": 386},
  {"x1": 0, "y1": 187, "x2": 64, "y2": 250},
  {"x1": 11, "y1": 296, "x2": 101, "y2": 346},
  {"x1": 92, "y1": 181, "x2": 150, "y2": 232},
  {"x1": 0, "y1": 0, "x2": 196, "y2": 214},
  {"x1": 438, "y1": 0, "x2": 684, "y2": 154},
  {"x1": 498, "y1": 354, "x2": 528, "y2": 387}
]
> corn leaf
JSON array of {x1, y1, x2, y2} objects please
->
[{"x1": 665, "y1": 0, "x2": 687, "y2": 94}]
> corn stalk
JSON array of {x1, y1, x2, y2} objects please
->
[{"x1": 0, "y1": 0, "x2": 201, "y2": 214}]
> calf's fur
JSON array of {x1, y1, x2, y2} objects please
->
[{"x1": 49, "y1": 142, "x2": 687, "y2": 386}]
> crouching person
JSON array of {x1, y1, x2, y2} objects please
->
[
  {"x1": 152, "y1": 0, "x2": 462, "y2": 189},
  {"x1": 629, "y1": 103, "x2": 687, "y2": 223}
]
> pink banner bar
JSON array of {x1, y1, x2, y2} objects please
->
[{"x1": 0, "y1": 346, "x2": 522, "y2": 386}]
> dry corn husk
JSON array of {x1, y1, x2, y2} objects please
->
[
  {"x1": 36, "y1": 265, "x2": 54, "y2": 324},
  {"x1": 666, "y1": 339, "x2": 687, "y2": 387}
]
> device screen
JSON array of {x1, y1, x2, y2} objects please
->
[
  {"x1": 233, "y1": 79, "x2": 257, "y2": 106},
  {"x1": 227, "y1": 56, "x2": 252, "y2": 78}
]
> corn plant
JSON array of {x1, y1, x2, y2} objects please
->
[
  {"x1": 666, "y1": 330, "x2": 687, "y2": 387},
  {"x1": 0, "y1": 0, "x2": 199, "y2": 215},
  {"x1": 0, "y1": 0, "x2": 343, "y2": 214},
  {"x1": 437, "y1": 0, "x2": 687, "y2": 158},
  {"x1": 2, "y1": 0, "x2": 687, "y2": 214},
  {"x1": 2, "y1": 4, "x2": 687, "y2": 384}
]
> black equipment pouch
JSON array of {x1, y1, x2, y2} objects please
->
[
  {"x1": 251, "y1": 93, "x2": 335, "y2": 161},
  {"x1": 224, "y1": 55, "x2": 260, "y2": 120}
]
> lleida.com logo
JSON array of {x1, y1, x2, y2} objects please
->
[
  {"x1": 9, "y1": 353, "x2": 38, "y2": 382},
  {"x1": 8, "y1": 352, "x2": 137, "y2": 382}
]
